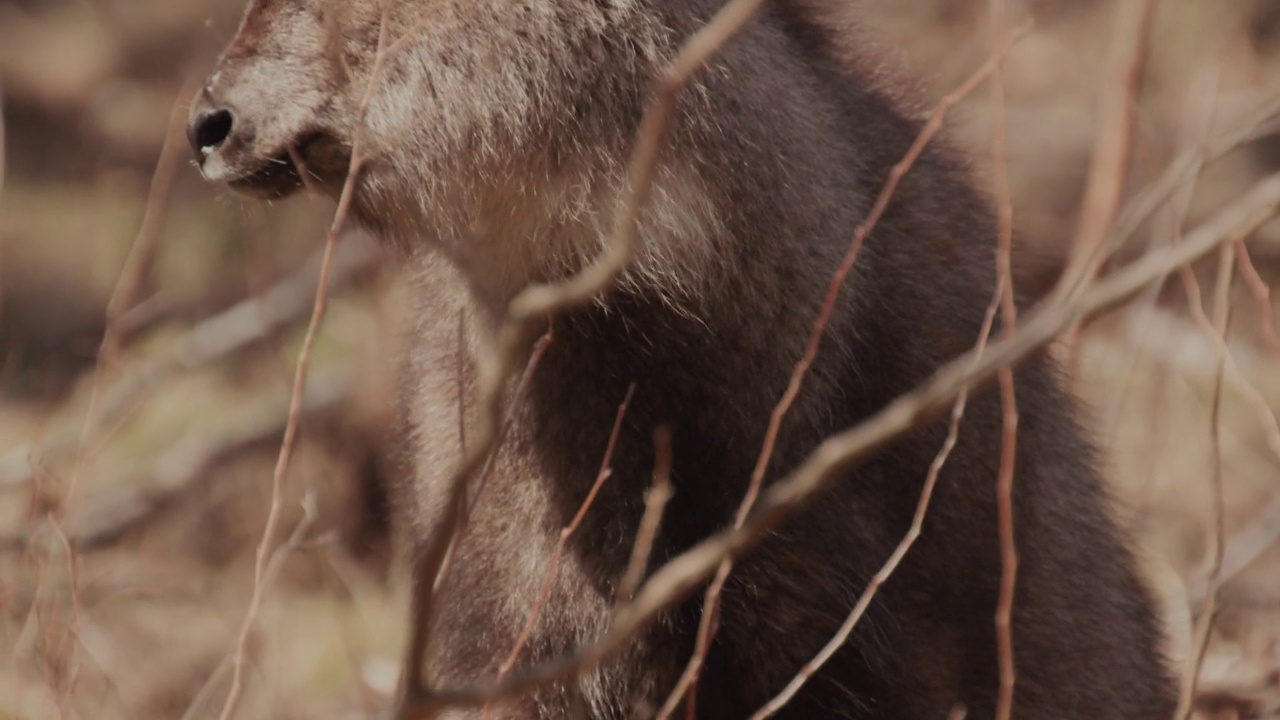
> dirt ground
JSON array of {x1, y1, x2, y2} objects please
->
[{"x1": 3, "y1": 1, "x2": 1280, "y2": 718}]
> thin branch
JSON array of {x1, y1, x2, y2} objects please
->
[
  {"x1": 1171, "y1": 215, "x2": 1280, "y2": 606},
  {"x1": 1114, "y1": 298, "x2": 1280, "y2": 609},
  {"x1": 1157, "y1": 184, "x2": 1280, "y2": 600},
  {"x1": 16, "y1": 80, "x2": 197, "y2": 718},
  {"x1": 0, "y1": 87, "x2": 6, "y2": 327},
  {"x1": 395, "y1": 319, "x2": 555, "y2": 716},
  {"x1": 425, "y1": 320, "x2": 555, "y2": 617},
  {"x1": 64, "y1": 78, "x2": 200, "y2": 507},
  {"x1": 655, "y1": 26, "x2": 1030, "y2": 718},
  {"x1": 1174, "y1": 242, "x2": 1236, "y2": 720},
  {"x1": 617, "y1": 427, "x2": 675, "y2": 605},
  {"x1": 509, "y1": 0, "x2": 772, "y2": 323},
  {"x1": 0, "y1": 85, "x2": 6, "y2": 199},
  {"x1": 455, "y1": 312, "x2": 468, "y2": 457},
  {"x1": 751, "y1": 273, "x2": 1007, "y2": 720},
  {"x1": 214, "y1": 161, "x2": 362, "y2": 720},
  {"x1": 214, "y1": 7, "x2": 392, "y2": 717},
  {"x1": 462, "y1": 324, "x2": 555, "y2": 526},
  {"x1": 48, "y1": 516, "x2": 83, "y2": 714},
  {"x1": 1105, "y1": 85, "x2": 1278, "y2": 265},
  {"x1": 103, "y1": 79, "x2": 203, "y2": 361},
  {"x1": 1099, "y1": 60, "x2": 1223, "y2": 464},
  {"x1": 1121, "y1": 245, "x2": 1280, "y2": 610},
  {"x1": 396, "y1": 0, "x2": 776, "y2": 712},
  {"x1": 1056, "y1": 0, "x2": 1157, "y2": 302},
  {"x1": 988, "y1": 2, "x2": 1021, "y2": 717},
  {"x1": 1234, "y1": 241, "x2": 1280, "y2": 355},
  {"x1": 186, "y1": 494, "x2": 320, "y2": 720},
  {"x1": 481, "y1": 384, "x2": 636, "y2": 720}
]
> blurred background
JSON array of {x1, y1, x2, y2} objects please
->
[{"x1": 2, "y1": 0, "x2": 1280, "y2": 717}]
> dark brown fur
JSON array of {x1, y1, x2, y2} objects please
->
[{"x1": 189, "y1": 1, "x2": 1177, "y2": 717}]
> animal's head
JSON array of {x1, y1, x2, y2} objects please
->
[
  {"x1": 187, "y1": 0, "x2": 374, "y2": 199},
  {"x1": 188, "y1": 0, "x2": 726, "y2": 305},
  {"x1": 188, "y1": 0, "x2": 672, "y2": 211}
]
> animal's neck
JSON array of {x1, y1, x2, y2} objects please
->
[
  {"x1": 491, "y1": 183, "x2": 866, "y2": 560},
  {"x1": 443, "y1": 157, "x2": 733, "y2": 319},
  {"x1": 416, "y1": 7, "x2": 920, "y2": 535}
]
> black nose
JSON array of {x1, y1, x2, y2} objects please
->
[{"x1": 188, "y1": 108, "x2": 235, "y2": 157}]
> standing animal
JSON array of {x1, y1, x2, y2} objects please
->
[{"x1": 187, "y1": 0, "x2": 1176, "y2": 717}]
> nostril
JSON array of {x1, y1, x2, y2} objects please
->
[{"x1": 189, "y1": 108, "x2": 235, "y2": 157}]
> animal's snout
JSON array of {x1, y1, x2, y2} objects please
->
[{"x1": 187, "y1": 106, "x2": 236, "y2": 159}]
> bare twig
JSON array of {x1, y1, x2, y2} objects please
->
[
  {"x1": 481, "y1": 384, "x2": 636, "y2": 720},
  {"x1": 430, "y1": 322, "x2": 555, "y2": 625},
  {"x1": 987, "y1": 2, "x2": 1021, "y2": 717},
  {"x1": 0, "y1": 87, "x2": 8, "y2": 327},
  {"x1": 214, "y1": 165, "x2": 361, "y2": 720},
  {"x1": 1174, "y1": 241, "x2": 1237, "y2": 720},
  {"x1": 1099, "y1": 92, "x2": 1279, "y2": 276},
  {"x1": 455, "y1": 312, "x2": 469, "y2": 456},
  {"x1": 656, "y1": 26, "x2": 1030, "y2": 718},
  {"x1": 1164, "y1": 201, "x2": 1280, "y2": 602},
  {"x1": 1115, "y1": 301, "x2": 1280, "y2": 608},
  {"x1": 184, "y1": 493, "x2": 320, "y2": 720},
  {"x1": 1114, "y1": 242, "x2": 1280, "y2": 609},
  {"x1": 0, "y1": 87, "x2": 5, "y2": 327},
  {"x1": 48, "y1": 517, "x2": 82, "y2": 714},
  {"x1": 507, "y1": 0, "x2": 773, "y2": 323},
  {"x1": 1160, "y1": 135, "x2": 1280, "y2": 605},
  {"x1": 462, "y1": 324, "x2": 555, "y2": 526},
  {"x1": 1234, "y1": 241, "x2": 1280, "y2": 355},
  {"x1": 423, "y1": 318, "x2": 553, "y2": 612},
  {"x1": 421, "y1": 316, "x2": 552, "y2": 610},
  {"x1": 64, "y1": 78, "x2": 200, "y2": 508},
  {"x1": 1099, "y1": 60, "x2": 1223, "y2": 458},
  {"x1": 215, "y1": 7, "x2": 392, "y2": 717},
  {"x1": 17, "y1": 80, "x2": 199, "y2": 716},
  {"x1": 416, "y1": 165, "x2": 1280, "y2": 717},
  {"x1": 0, "y1": 86, "x2": 6, "y2": 199},
  {"x1": 396, "y1": 0, "x2": 776, "y2": 713},
  {"x1": 396, "y1": 319, "x2": 555, "y2": 716},
  {"x1": 1057, "y1": 0, "x2": 1157, "y2": 302},
  {"x1": 105, "y1": 80, "x2": 202, "y2": 363},
  {"x1": 751, "y1": 274, "x2": 1007, "y2": 720},
  {"x1": 617, "y1": 427, "x2": 675, "y2": 604}
]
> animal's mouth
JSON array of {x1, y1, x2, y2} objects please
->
[
  {"x1": 221, "y1": 131, "x2": 352, "y2": 200},
  {"x1": 225, "y1": 152, "x2": 304, "y2": 199}
]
